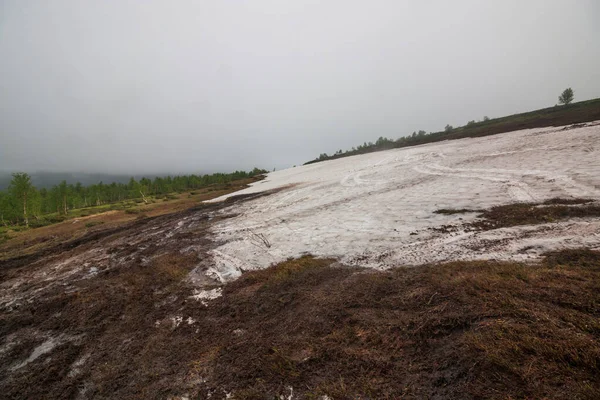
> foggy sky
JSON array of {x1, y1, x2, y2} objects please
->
[{"x1": 1, "y1": 1, "x2": 599, "y2": 175}]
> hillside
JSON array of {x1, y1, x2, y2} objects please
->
[
  {"x1": 2, "y1": 121, "x2": 599, "y2": 398},
  {"x1": 305, "y1": 98, "x2": 600, "y2": 165},
  {"x1": 209, "y1": 121, "x2": 600, "y2": 272}
]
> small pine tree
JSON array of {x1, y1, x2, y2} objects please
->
[{"x1": 558, "y1": 88, "x2": 574, "y2": 105}]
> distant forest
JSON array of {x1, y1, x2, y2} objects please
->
[
  {"x1": 305, "y1": 98, "x2": 600, "y2": 165},
  {"x1": 0, "y1": 168, "x2": 267, "y2": 227}
]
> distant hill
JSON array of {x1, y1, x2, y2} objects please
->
[{"x1": 305, "y1": 98, "x2": 600, "y2": 165}]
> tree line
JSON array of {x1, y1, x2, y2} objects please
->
[
  {"x1": 307, "y1": 88, "x2": 577, "y2": 165},
  {"x1": 0, "y1": 168, "x2": 267, "y2": 227},
  {"x1": 307, "y1": 119, "x2": 495, "y2": 164}
]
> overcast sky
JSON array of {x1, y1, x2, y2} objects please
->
[{"x1": 1, "y1": 0, "x2": 599, "y2": 174}]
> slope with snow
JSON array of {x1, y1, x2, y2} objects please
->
[{"x1": 206, "y1": 122, "x2": 600, "y2": 280}]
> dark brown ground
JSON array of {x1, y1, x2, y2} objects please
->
[
  {"x1": 2, "y1": 242, "x2": 600, "y2": 398},
  {"x1": 1, "y1": 192, "x2": 600, "y2": 399},
  {"x1": 196, "y1": 251, "x2": 600, "y2": 399},
  {"x1": 434, "y1": 198, "x2": 600, "y2": 233}
]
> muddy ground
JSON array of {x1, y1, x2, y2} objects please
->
[
  {"x1": 1, "y1": 190, "x2": 600, "y2": 399},
  {"x1": 0, "y1": 192, "x2": 268, "y2": 399}
]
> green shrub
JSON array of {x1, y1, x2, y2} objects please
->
[{"x1": 46, "y1": 215, "x2": 66, "y2": 223}]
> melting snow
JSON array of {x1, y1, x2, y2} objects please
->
[
  {"x1": 171, "y1": 316, "x2": 183, "y2": 328},
  {"x1": 206, "y1": 122, "x2": 600, "y2": 272},
  {"x1": 190, "y1": 288, "x2": 223, "y2": 305}
]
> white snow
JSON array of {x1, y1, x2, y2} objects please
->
[
  {"x1": 279, "y1": 386, "x2": 294, "y2": 400},
  {"x1": 205, "y1": 122, "x2": 600, "y2": 274},
  {"x1": 171, "y1": 316, "x2": 183, "y2": 328},
  {"x1": 190, "y1": 288, "x2": 223, "y2": 305}
]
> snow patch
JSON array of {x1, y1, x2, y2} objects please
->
[
  {"x1": 279, "y1": 386, "x2": 294, "y2": 400},
  {"x1": 190, "y1": 288, "x2": 223, "y2": 306},
  {"x1": 171, "y1": 316, "x2": 183, "y2": 328},
  {"x1": 205, "y1": 123, "x2": 600, "y2": 272}
]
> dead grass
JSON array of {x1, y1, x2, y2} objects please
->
[
  {"x1": 473, "y1": 200, "x2": 600, "y2": 230},
  {"x1": 0, "y1": 250, "x2": 201, "y2": 399},
  {"x1": 435, "y1": 198, "x2": 600, "y2": 231},
  {"x1": 242, "y1": 255, "x2": 336, "y2": 287},
  {"x1": 190, "y1": 250, "x2": 600, "y2": 399},
  {"x1": 543, "y1": 248, "x2": 600, "y2": 269},
  {"x1": 433, "y1": 208, "x2": 479, "y2": 214},
  {"x1": 2, "y1": 209, "x2": 599, "y2": 399}
]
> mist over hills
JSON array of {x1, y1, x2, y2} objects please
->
[{"x1": 0, "y1": 171, "x2": 155, "y2": 190}]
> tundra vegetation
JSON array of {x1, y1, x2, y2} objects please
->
[{"x1": 2, "y1": 245, "x2": 599, "y2": 398}]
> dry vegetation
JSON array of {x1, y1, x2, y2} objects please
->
[
  {"x1": 190, "y1": 251, "x2": 600, "y2": 399},
  {"x1": 2, "y1": 248, "x2": 599, "y2": 399},
  {"x1": 435, "y1": 198, "x2": 600, "y2": 231},
  {"x1": 472, "y1": 198, "x2": 600, "y2": 230}
]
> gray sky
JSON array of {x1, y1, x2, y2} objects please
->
[{"x1": 1, "y1": 0, "x2": 599, "y2": 174}]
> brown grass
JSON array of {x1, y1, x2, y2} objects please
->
[
  {"x1": 187, "y1": 250, "x2": 600, "y2": 399},
  {"x1": 435, "y1": 198, "x2": 600, "y2": 231},
  {"x1": 2, "y1": 237, "x2": 599, "y2": 398},
  {"x1": 434, "y1": 208, "x2": 479, "y2": 215},
  {"x1": 472, "y1": 199, "x2": 600, "y2": 230}
]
